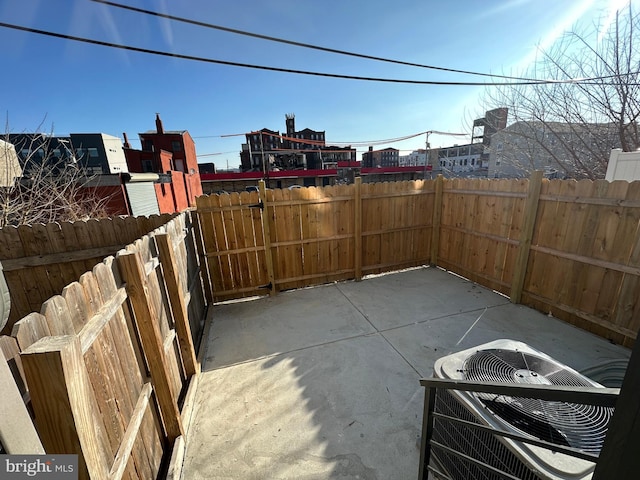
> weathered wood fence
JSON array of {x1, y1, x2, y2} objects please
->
[
  {"x1": 0, "y1": 214, "x2": 176, "y2": 336},
  {"x1": 197, "y1": 176, "x2": 640, "y2": 348},
  {"x1": 0, "y1": 211, "x2": 207, "y2": 479}
]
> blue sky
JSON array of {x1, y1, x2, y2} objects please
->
[{"x1": 0, "y1": 0, "x2": 633, "y2": 169}]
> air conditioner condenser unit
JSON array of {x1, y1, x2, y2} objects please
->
[{"x1": 430, "y1": 339, "x2": 613, "y2": 480}]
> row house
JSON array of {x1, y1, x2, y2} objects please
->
[
  {"x1": 5, "y1": 114, "x2": 201, "y2": 218},
  {"x1": 434, "y1": 143, "x2": 484, "y2": 174},
  {"x1": 399, "y1": 149, "x2": 427, "y2": 167},
  {"x1": 8, "y1": 133, "x2": 128, "y2": 175},
  {"x1": 123, "y1": 114, "x2": 203, "y2": 214}
]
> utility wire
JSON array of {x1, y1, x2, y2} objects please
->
[
  {"x1": 91, "y1": 0, "x2": 543, "y2": 83},
  {"x1": 1, "y1": 21, "x2": 635, "y2": 86},
  {"x1": 193, "y1": 133, "x2": 246, "y2": 138},
  {"x1": 196, "y1": 129, "x2": 468, "y2": 150}
]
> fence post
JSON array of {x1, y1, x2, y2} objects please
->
[
  {"x1": 21, "y1": 335, "x2": 111, "y2": 480},
  {"x1": 259, "y1": 180, "x2": 277, "y2": 295},
  {"x1": 0, "y1": 342, "x2": 44, "y2": 454},
  {"x1": 511, "y1": 170, "x2": 544, "y2": 304},
  {"x1": 354, "y1": 177, "x2": 363, "y2": 281},
  {"x1": 418, "y1": 385, "x2": 436, "y2": 480},
  {"x1": 117, "y1": 250, "x2": 184, "y2": 442},
  {"x1": 155, "y1": 233, "x2": 199, "y2": 377},
  {"x1": 430, "y1": 175, "x2": 444, "y2": 267},
  {"x1": 592, "y1": 328, "x2": 640, "y2": 479}
]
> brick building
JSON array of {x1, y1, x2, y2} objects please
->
[
  {"x1": 240, "y1": 114, "x2": 355, "y2": 172},
  {"x1": 124, "y1": 114, "x2": 203, "y2": 213},
  {"x1": 362, "y1": 147, "x2": 400, "y2": 168}
]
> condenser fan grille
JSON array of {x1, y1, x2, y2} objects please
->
[{"x1": 463, "y1": 349, "x2": 613, "y2": 454}]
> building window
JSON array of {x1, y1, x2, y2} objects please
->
[
  {"x1": 172, "y1": 141, "x2": 182, "y2": 152},
  {"x1": 88, "y1": 147, "x2": 99, "y2": 158},
  {"x1": 142, "y1": 159, "x2": 154, "y2": 172}
]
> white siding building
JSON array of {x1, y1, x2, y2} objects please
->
[
  {"x1": 399, "y1": 149, "x2": 427, "y2": 166},
  {"x1": 432, "y1": 143, "x2": 484, "y2": 175},
  {"x1": 0, "y1": 140, "x2": 22, "y2": 187},
  {"x1": 605, "y1": 149, "x2": 640, "y2": 181}
]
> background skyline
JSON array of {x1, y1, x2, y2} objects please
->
[{"x1": 0, "y1": 0, "x2": 634, "y2": 170}]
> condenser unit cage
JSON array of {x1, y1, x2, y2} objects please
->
[
  {"x1": 428, "y1": 339, "x2": 613, "y2": 480},
  {"x1": 431, "y1": 389, "x2": 543, "y2": 480}
]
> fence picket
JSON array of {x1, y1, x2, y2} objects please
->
[
  {"x1": 22, "y1": 335, "x2": 112, "y2": 480},
  {"x1": 40, "y1": 295, "x2": 76, "y2": 336},
  {"x1": 116, "y1": 250, "x2": 184, "y2": 443},
  {"x1": 156, "y1": 233, "x2": 198, "y2": 377},
  {"x1": 93, "y1": 259, "x2": 163, "y2": 478},
  {"x1": 92, "y1": 264, "x2": 157, "y2": 480},
  {"x1": 11, "y1": 312, "x2": 51, "y2": 351}
]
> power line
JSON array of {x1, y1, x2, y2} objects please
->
[
  {"x1": 195, "y1": 130, "x2": 469, "y2": 151},
  {"x1": 91, "y1": 0, "x2": 543, "y2": 83},
  {"x1": 196, "y1": 151, "x2": 237, "y2": 157},
  {"x1": 0, "y1": 21, "x2": 633, "y2": 86},
  {"x1": 192, "y1": 133, "x2": 245, "y2": 139}
]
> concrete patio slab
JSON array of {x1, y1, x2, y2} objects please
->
[
  {"x1": 204, "y1": 283, "x2": 376, "y2": 368},
  {"x1": 187, "y1": 334, "x2": 423, "y2": 479},
  {"x1": 337, "y1": 268, "x2": 510, "y2": 330},
  {"x1": 182, "y1": 266, "x2": 631, "y2": 480}
]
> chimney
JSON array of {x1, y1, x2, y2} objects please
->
[
  {"x1": 123, "y1": 132, "x2": 131, "y2": 148},
  {"x1": 368, "y1": 146, "x2": 373, "y2": 152},
  {"x1": 155, "y1": 113, "x2": 164, "y2": 134},
  {"x1": 285, "y1": 113, "x2": 295, "y2": 136}
]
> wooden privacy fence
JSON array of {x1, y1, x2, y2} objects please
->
[
  {"x1": 197, "y1": 176, "x2": 640, "y2": 347},
  {"x1": 0, "y1": 211, "x2": 207, "y2": 479},
  {"x1": 0, "y1": 214, "x2": 176, "y2": 336},
  {"x1": 196, "y1": 179, "x2": 434, "y2": 301}
]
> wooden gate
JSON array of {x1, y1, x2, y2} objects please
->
[{"x1": 196, "y1": 189, "x2": 271, "y2": 302}]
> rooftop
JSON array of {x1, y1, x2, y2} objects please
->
[{"x1": 181, "y1": 266, "x2": 630, "y2": 479}]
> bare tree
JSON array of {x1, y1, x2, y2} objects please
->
[
  {"x1": 482, "y1": 5, "x2": 640, "y2": 179},
  {"x1": 0, "y1": 129, "x2": 114, "y2": 228}
]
